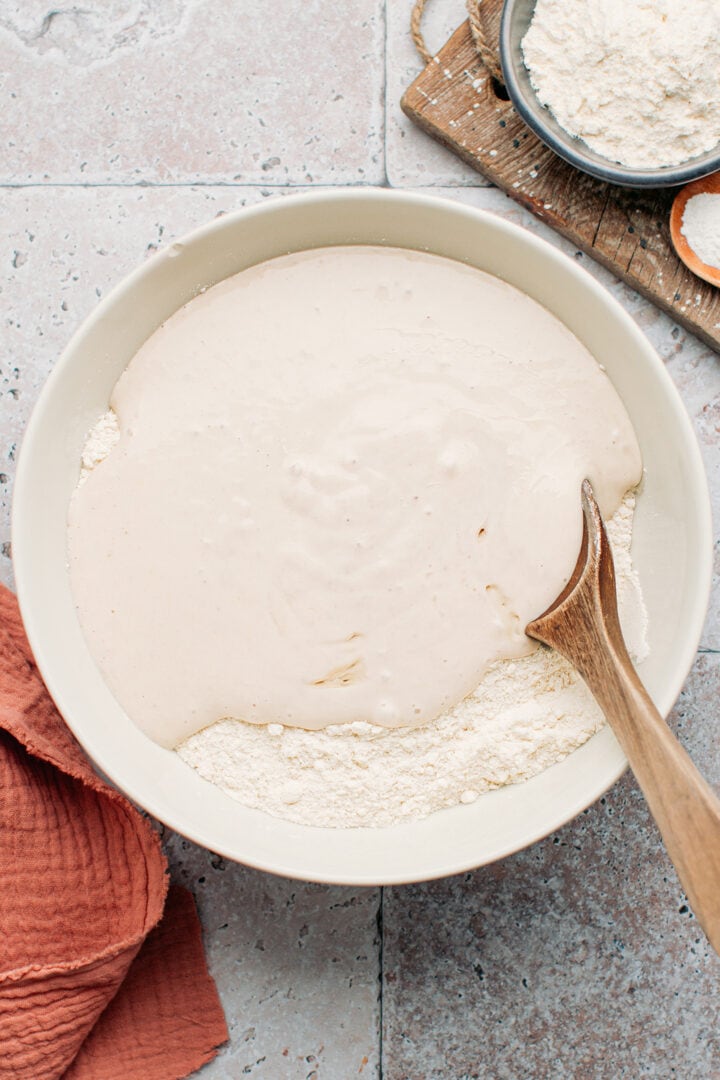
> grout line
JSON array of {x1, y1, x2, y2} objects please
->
[
  {"x1": 0, "y1": 180, "x2": 491, "y2": 191},
  {"x1": 381, "y1": 0, "x2": 391, "y2": 188},
  {"x1": 377, "y1": 885, "x2": 385, "y2": 1079},
  {"x1": 377, "y1": 15, "x2": 389, "y2": 1059},
  {"x1": 378, "y1": 5, "x2": 389, "y2": 1064},
  {"x1": 0, "y1": 180, "x2": 390, "y2": 190}
]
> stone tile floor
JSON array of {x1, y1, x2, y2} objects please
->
[{"x1": 1, "y1": 1, "x2": 719, "y2": 1076}]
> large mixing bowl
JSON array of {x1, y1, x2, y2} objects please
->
[{"x1": 12, "y1": 190, "x2": 712, "y2": 884}]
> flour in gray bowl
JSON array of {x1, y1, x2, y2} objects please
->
[{"x1": 522, "y1": 0, "x2": 720, "y2": 169}]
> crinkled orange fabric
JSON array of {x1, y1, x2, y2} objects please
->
[{"x1": 0, "y1": 586, "x2": 228, "y2": 1079}]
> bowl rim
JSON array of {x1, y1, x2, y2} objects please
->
[
  {"x1": 499, "y1": 0, "x2": 720, "y2": 189},
  {"x1": 11, "y1": 188, "x2": 714, "y2": 883}
]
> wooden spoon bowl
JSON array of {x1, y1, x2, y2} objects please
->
[{"x1": 670, "y1": 172, "x2": 720, "y2": 287}]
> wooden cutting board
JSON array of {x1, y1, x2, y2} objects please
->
[{"x1": 401, "y1": 12, "x2": 720, "y2": 352}]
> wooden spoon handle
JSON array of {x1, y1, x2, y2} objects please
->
[
  {"x1": 526, "y1": 483, "x2": 720, "y2": 953},
  {"x1": 571, "y1": 639, "x2": 720, "y2": 954}
]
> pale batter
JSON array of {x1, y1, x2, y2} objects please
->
[{"x1": 68, "y1": 246, "x2": 642, "y2": 749}]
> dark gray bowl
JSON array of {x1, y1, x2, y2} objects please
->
[{"x1": 500, "y1": 0, "x2": 720, "y2": 189}]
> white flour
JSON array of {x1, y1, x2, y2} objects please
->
[
  {"x1": 79, "y1": 410, "x2": 120, "y2": 481},
  {"x1": 522, "y1": 0, "x2": 720, "y2": 169},
  {"x1": 81, "y1": 412, "x2": 647, "y2": 829},
  {"x1": 681, "y1": 193, "x2": 720, "y2": 271}
]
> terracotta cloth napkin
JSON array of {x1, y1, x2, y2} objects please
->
[{"x1": 0, "y1": 585, "x2": 229, "y2": 1079}]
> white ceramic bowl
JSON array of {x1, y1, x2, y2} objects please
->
[{"x1": 13, "y1": 190, "x2": 712, "y2": 884}]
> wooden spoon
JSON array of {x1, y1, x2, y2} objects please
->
[
  {"x1": 526, "y1": 480, "x2": 720, "y2": 954},
  {"x1": 670, "y1": 172, "x2": 720, "y2": 287}
]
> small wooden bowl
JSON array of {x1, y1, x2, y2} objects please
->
[{"x1": 670, "y1": 172, "x2": 720, "y2": 288}]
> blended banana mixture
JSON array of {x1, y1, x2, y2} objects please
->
[{"x1": 68, "y1": 246, "x2": 642, "y2": 760}]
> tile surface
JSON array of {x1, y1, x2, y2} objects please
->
[
  {"x1": 164, "y1": 834, "x2": 380, "y2": 1079},
  {"x1": 386, "y1": 0, "x2": 485, "y2": 186},
  {"x1": 382, "y1": 656, "x2": 720, "y2": 1080},
  {"x1": 0, "y1": 0, "x2": 385, "y2": 184},
  {"x1": 2, "y1": 0, "x2": 720, "y2": 1076}
]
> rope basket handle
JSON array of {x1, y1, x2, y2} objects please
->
[{"x1": 410, "y1": 0, "x2": 505, "y2": 85}]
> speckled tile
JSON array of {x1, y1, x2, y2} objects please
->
[
  {"x1": 0, "y1": 0, "x2": 385, "y2": 184},
  {"x1": 386, "y1": 0, "x2": 485, "y2": 186},
  {"x1": 162, "y1": 834, "x2": 380, "y2": 1079},
  {"x1": 382, "y1": 653, "x2": 720, "y2": 1080}
]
